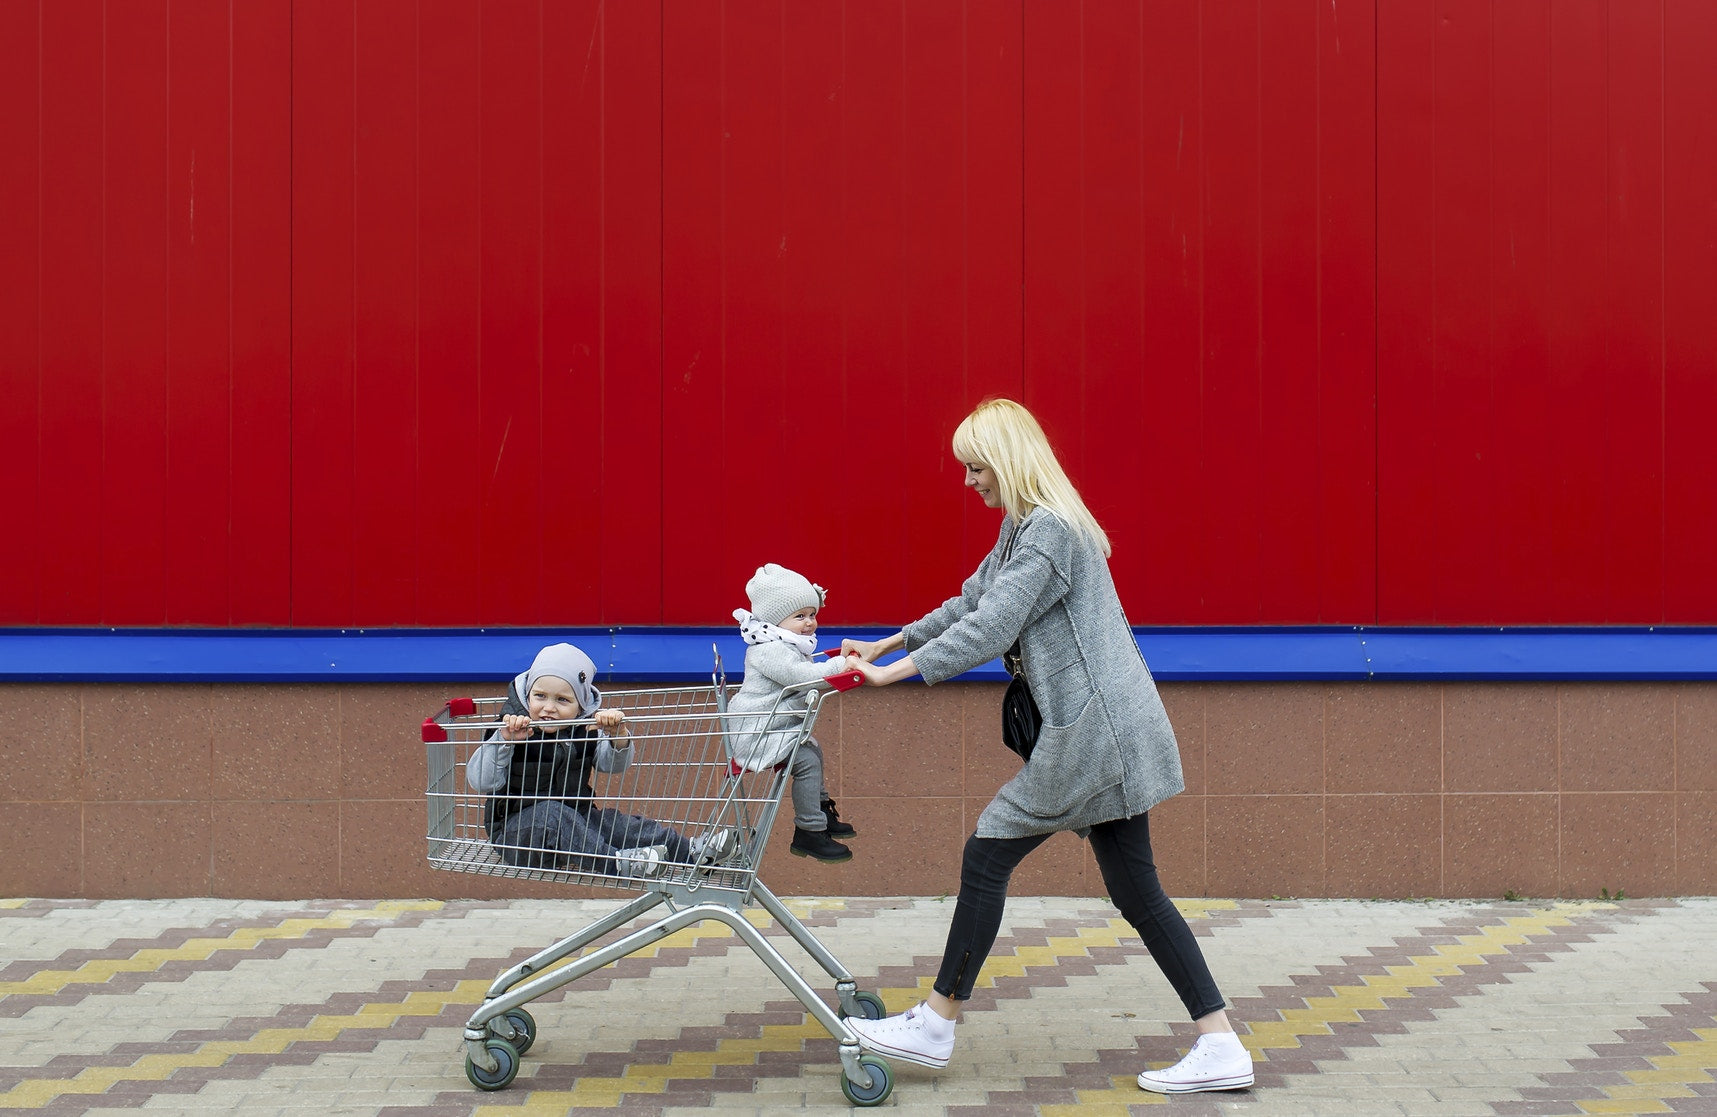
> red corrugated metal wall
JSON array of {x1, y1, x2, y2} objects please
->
[
  {"x1": 3, "y1": 2, "x2": 1713, "y2": 629},
  {"x1": 1377, "y1": 0, "x2": 1717, "y2": 623},
  {"x1": 3, "y1": 0, "x2": 295, "y2": 627}
]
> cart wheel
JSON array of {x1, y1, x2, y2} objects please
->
[
  {"x1": 491, "y1": 1008, "x2": 536, "y2": 1055},
  {"x1": 841, "y1": 1054, "x2": 894, "y2": 1106},
  {"x1": 846, "y1": 991, "x2": 887, "y2": 1020},
  {"x1": 465, "y1": 1037, "x2": 520, "y2": 1092}
]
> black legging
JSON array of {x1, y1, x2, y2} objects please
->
[{"x1": 932, "y1": 811, "x2": 1226, "y2": 1020}]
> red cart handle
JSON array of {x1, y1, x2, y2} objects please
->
[{"x1": 819, "y1": 650, "x2": 863, "y2": 691}]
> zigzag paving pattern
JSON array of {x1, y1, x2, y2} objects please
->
[
  {"x1": 0, "y1": 896, "x2": 1711, "y2": 1115},
  {"x1": 0, "y1": 897, "x2": 914, "y2": 1113},
  {"x1": 0, "y1": 901, "x2": 456, "y2": 1015}
]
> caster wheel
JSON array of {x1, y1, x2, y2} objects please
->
[
  {"x1": 465, "y1": 1037, "x2": 520, "y2": 1091},
  {"x1": 846, "y1": 991, "x2": 887, "y2": 1020},
  {"x1": 841, "y1": 1053, "x2": 894, "y2": 1106},
  {"x1": 491, "y1": 1007, "x2": 536, "y2": 1055}
]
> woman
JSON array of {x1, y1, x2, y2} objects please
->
[{"x1": 841, "y1": 398, "x2": 1252, "y2": 1095}]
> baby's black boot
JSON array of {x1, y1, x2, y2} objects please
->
[
  {"x1": 821, "y1": 797, "x2": 857, "y2": 838},
  {"x1": 791, "y1": 826, "x2": 852, "y2": 862}
]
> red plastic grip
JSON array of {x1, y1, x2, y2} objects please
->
[
  {"x1": 819, "y1": 649, "x2": 863, "y2": 690},
  {"x1": 421, "y1": 716, "x2": 448, "y2": 743},
  {"x1": 448, "y1": 697, "x2": 476, "y2": 717}
]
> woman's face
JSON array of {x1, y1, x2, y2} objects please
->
[{"x1": 963, "y1": 461, "x2": 1003, "y2": 508}]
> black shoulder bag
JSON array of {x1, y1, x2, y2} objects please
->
[
  {"x1": 1000, "y1": 645, "x2": 1040, "y2": 762},
  {"x1": 997, "y1": 522, "x2": 1041, "y2": 761}
]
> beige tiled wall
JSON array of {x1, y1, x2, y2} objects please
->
[{"x1": 5, "y1": 680, "x2": 1714, "y2": 900}]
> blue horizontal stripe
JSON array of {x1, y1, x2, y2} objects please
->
[{"x1": 2, "y1": 626, "x2": 1715, "y2": 683}]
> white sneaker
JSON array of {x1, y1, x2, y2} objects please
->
[
  {"x1": 614, "y1": 845, "x2": 668, "y2": 878},
  {"x1": 1136, "y1": 1032, "x2": 1254, "y2": 1094},
  {"x1": 843, "y1": 1001, "x2": 955, "y2": 1069},
  {"x1": 691, "y1": 828, "x2": 742, "y2": 868}
]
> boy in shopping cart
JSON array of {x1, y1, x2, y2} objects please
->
[
  {"x1": 466, "y1": 642, "x2": 734, "y2": 877},
  {"x1": 728, "y1": 563, "x2": 861, "y2": 862}
]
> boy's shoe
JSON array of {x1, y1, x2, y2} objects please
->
[
  {"x1": 1136, "y1": 1032, "x2": 1254, "y2": 1094},
  {"x1": 820, "y1": 798, "x2": 857, "y2": 838},
  {"x1": 790, "y1": 827, "x2": 852, "y2": 862},
  {"x1": 691, "y1": 828, "x2": 743, "y2": 868},
  {"x1": 843, "y1": 1001, "x2": 954, "y2": 1068},
  {"x1": 614, "y1": 845, "x2": 668, "y2": 878}
]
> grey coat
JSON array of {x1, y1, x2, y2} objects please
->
[{"x1": 904, "y1": 509, "x2": 1184, "y2": 838}]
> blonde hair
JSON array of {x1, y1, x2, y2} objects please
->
[{"x1": 951, "y1": 398, "x2": 1110, "y2": 557}]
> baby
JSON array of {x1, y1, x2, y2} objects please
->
[{"x1": 727, "y1": 563, "x2": 860, "y2": 862}]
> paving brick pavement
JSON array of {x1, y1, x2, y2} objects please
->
[{"x1": 2, "y1": 894, "x2": 1714, "y2": 1116}]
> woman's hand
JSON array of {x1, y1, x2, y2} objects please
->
[
  {"x1": 500, "y1": 713, "x2": 532, "y2": 741},
  {"x1": 841, "y1": 637, "x2": 882, "y2": 662},
  {"x1": 842, "y1": 632, "x2": 904, "y2": 662},
  {"x1": 852, "y1": 654, "x2": 920, "y2": 687},
  {"x1": 851, "y1": 658, "x2": 888, "y2": 686}
]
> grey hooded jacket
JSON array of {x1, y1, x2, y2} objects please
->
[
  {"x1": 903, "y1": 508, "x2": 1184, "y2": 838},
  {"x1": 725, "y1": 640, "x2": 847, "y2": 770}
]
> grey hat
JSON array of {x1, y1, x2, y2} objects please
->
[
  {"x1": 518, "y1": 642, "x2": 601, "y2": 714},
  {"x1": 745, "y1": 563, "x2": 826, "y2": 626}
]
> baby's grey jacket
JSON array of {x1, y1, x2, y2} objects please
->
[
  {"x1": 904, "y1": 508, "x2": 1184, "y2": 839},
  {"x1": 725, "y1": 640, "x2": 845, "y2": 770}
]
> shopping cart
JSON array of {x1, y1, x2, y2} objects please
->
[{"x1": 421, "y1": 648, "x2": 896, "y2": 1106}]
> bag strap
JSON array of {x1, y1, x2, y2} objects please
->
[{"x1": 1001, "y1": 517, "x2": 1025, "y2": 678}]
